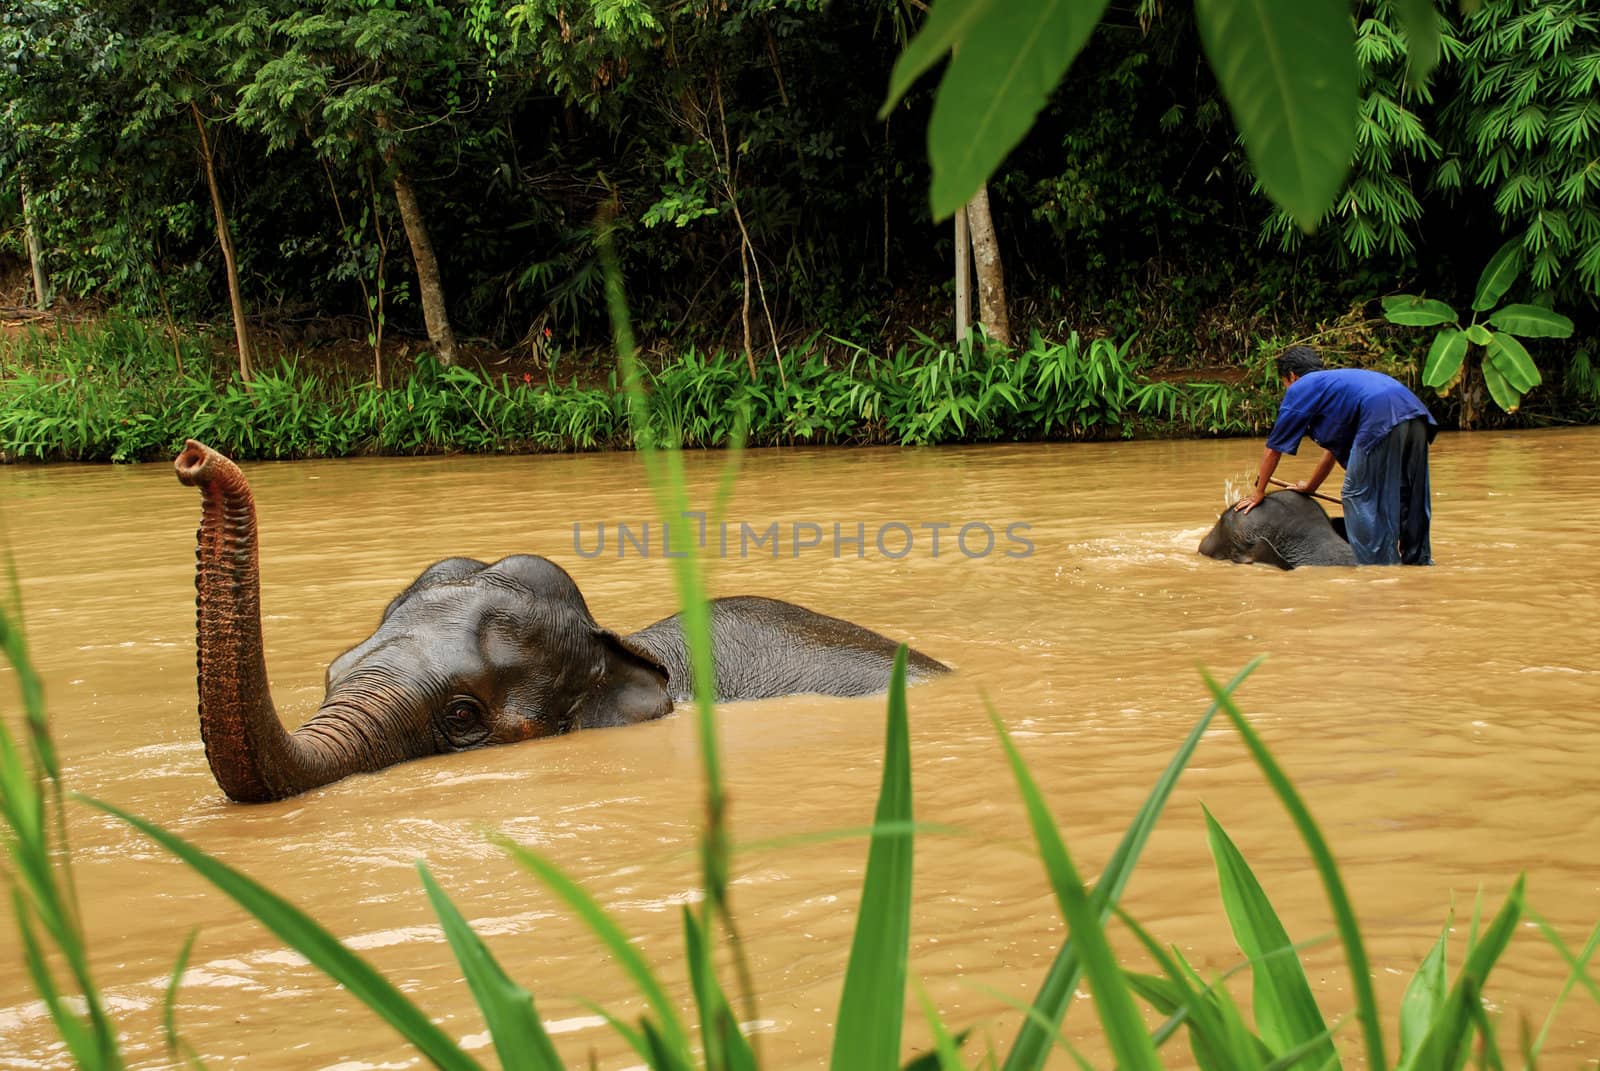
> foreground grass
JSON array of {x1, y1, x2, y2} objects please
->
[
  {"x1": 0, "y1": 314, "x2": 1272, "y2": 463},
  {"x1": 7, "y1": 582, "x2": 1600, "y2": 1069}
]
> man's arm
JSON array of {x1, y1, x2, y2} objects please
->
[
  {"x1": 1294, "y1": 449, "x2": 1338, "y2": 495},
  {"x1": 1234, "y1": 447, "x2": 1283, "y2": 514}
]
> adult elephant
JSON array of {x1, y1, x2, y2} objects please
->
[
  {"x1": 1197, "y1": 490, "x2": 1355, "y2": 569},
  {"x1": 175, "y1": 440, "x2": 949, "y2": 803}
]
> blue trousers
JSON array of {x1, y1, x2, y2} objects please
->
[{"x1": 1342, "y1": 417, "x2": 1432, "y2": 565}]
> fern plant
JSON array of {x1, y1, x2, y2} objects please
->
[
  {"x1": 1384, "y1": 238, "x2": 1576, "y2": 415},
  {"x1": 1260, "y1": 1, "x2": 1455, "y2": 260},
  {"x1": 1445, "y1": 0, "x2": 1600, "y2": 305}
]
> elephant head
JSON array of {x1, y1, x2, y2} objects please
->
[
  {"x1": 1197, "y1": 490, "x2": 1355, "y2": 570},
  {"x1": 175, "y1": 440, "x2": 672, "y2": 803}
]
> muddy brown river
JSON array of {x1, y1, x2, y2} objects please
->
[{"x1": 2, "y1": 430, "x2": 1598, "y2": 1068}]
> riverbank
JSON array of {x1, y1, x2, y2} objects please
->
[
  {"x1": 1, "y1": 309, "x2": 1590, "y2": 464},
  {"x1": 0, "y1": 312, "x2": 1282, "y2": 463}
]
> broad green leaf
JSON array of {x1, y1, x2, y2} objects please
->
[
  {"x1": 495, "y1": 837, "x2": 692, "y2": 1062},
  {"x1": 1395, "y1": 0, "x2": 1441, "y2": 89},
  {"x1": 1485, "y1": 333, "x2": 1541, "y2": 393},
  {"x1": 992, "y1": 709, "x2": 1162, "y2": 1071},
  {"x1": 1402, "y1": 877, "x2": 1525, "y2": 1071},
  {"x1": 1383, "y1": 295, "x2": 1459, "y2": 327},
  {"x1": 1472, "y1": 239, "x2": 1524, "y2": 312},
  {"x1": 880, "y1": 0, "x2": 1000, "y2": 117},
  {"x1": 1204, "y1": 809, "x2": 1336, "y2": 1071},
  {"x1": 417, "y1": 864, "x2": 564, "y2": 1071},
  {"x1": 87, "y1": 797, "x2": 483, "y2": 1071},
  {"x1": 1463, "y1": 323, "x2": 1493, "y2": 346},
  {"x1": 1487, "y1": 304, "x2": 1575, "y2": 339},
  {"x1": 829, "y1": 648, "x2": 915, "y2": 1071},
  {"x1": 1002, "y1": 659, "x2": 1265, "y2": 1071},
  {"x1": 1480, "y1": 347, "x2": 1524, "y2": 413},
  {"x1": 1422, "y1": 329, "x2": 1470, "y2": 391},
  {"x1": 926, "y1": 0, "x2": 1114, "y2": 220},
  {"x1": 1398, "y1": 919, "x2": 1450, "y2": 1065},
  {"x1": 1201, "y1": 672, "x2": 1388, "y2": 1071},
  {"x1": 1193, "y1": 0, "x2": 1357, "y2": 231}
]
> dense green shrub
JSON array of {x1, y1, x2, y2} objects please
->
[{"x1": 0, "y1": 319, "x2": 1274, "y2": 462}]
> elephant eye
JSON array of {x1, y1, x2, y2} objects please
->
[{"x1": 440, "y1": 696, "x2": 489, "y2": 748}]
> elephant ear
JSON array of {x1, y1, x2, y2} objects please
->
[
  {"x1": 578, "y1": 629, "x2": 673, "y2": 729},
  {"x1": 1245, "y1": 538, "x2": 1293, "y2": 571}
]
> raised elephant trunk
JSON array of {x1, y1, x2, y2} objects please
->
[{"x1": 176, "y1": 440, "x2": 348, "y2": 802}]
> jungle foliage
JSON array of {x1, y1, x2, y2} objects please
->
[{"x1": 1, "y1": 0, "x2": 1596, "y2": 418}]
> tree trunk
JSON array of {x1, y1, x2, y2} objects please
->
[
  {"x1": 954, "y1": 206, "x2": 972, "y2": 343},
  {"x1": 389, "y1": 161, "x2": 460, "y2": 367},
  {"x1": 20, "y1": 175, "x2": 49, "y2": 311},
  {"x1": 191, "y1": 103, "x2": 254, "y2": 383},
  {"x1": 966, "y1": 184, "x2": 1011, "y2": 347}
]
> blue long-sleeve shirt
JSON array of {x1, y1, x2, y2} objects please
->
[{"x1": 1265, "y1": 369, "x2": 1436, "y2": 467}]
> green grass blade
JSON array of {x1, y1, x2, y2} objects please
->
[
  {"x1": 417, "y1": 862, "x2": 564, "y2": 1071},
  {"x1": 990, "y1": 708, "x2": 1162, "y2": 1071},
  {"x1": 828, "y1": 647, "x2": 915, "y2": 1071},
  {"x1": 1192, "y1": 0, "x2": 1357, "y2": 230},
  {"x1": 1112, "y1": 901, "x2": 1262, "y2": 1063},
  {"x1": 162, "y1": 927, "x2": 200, "y2": 1065},
  {"x1": 1196, "y1": 962, "x2": 1270, "y2": 1071},
  {"x1": 640, "y1": 1017, "x2": 696, "y2": 1071},
  {"x1": 1262, "y1": 1020, "x2": 1346, "y2": 1071},
  {"x1": 1002, "y1": 657, "x2": 1263, "y2": 1071},
  {"x1": 15, "y1": 896, "x2": 101, "y2": 1068},
  {"x1": 682, "y1": 906, "x2": 758, "y2": 1071},
  {"x1": 494, "y1": 836, "x2": 693, "y2": 1060},
  {"x1": 85, "y1": 796, "x2": 482, "y2": 1071},
  {"x1": 1405, "y1": 878, "x2": 1524, "y2": 1071},
  {"x1": 1466, "y1": 998, "x2": 1506, "y2": 1071},
  {"x1": 1204, "y1": 807, "x2": 1336, "y2": 1070},
  {"x1": 575, "y1": 998, "x2": 651, "y2": 1065},
  {"x1": 1523, "y1": 909, "x2": 1600, "y2": 1064},
  {"x1": 913, "y1": 979, "x2": 972, "y2": 1071},
  {"x1": 1202, "y1": 668, "x2": 1388, "y2": 1071},
  {"x1": 1399, "y1": 916, "x2": 1451, "y2": 1065},
  {"x1": 958, "y1": 982, "x2": 1097, "y2": 1069}
]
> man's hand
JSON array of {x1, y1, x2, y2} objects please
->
[
  {"x1": 1291, "y1": 479, "x2": 1316, "y2": 494},
  {"x1": 1233, "y1": 490, "x2": 1265, "y2": 514}
]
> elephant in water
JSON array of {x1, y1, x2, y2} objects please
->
[
  {"x1": 1197, "y1": 490, "x2": 1355, "y2": 569},
  {"x1": 175, "y1": 440, "x2": 949, "y2": 803}
]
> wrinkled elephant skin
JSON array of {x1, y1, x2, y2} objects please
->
[
  {"x1": 175, "y1": 439, "x2": 949, "y2": 802},
  {"x1": 1198, "y1": 491, "x2": 1355, "y2": 570}
]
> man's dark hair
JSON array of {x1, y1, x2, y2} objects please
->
[{"x1": 1276, "y1": 345, "x2": 1324, "y2": 379}]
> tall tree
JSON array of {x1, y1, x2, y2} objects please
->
[
  {"x1": 227, "y1": 1, "x2": 482, "y2": 366},
  {"x1": 965, "y1": 184, "x2": 1011, "y2": 345},
  {"x1": 122, "y1": 3, "x2": 261, "y2": 381}
]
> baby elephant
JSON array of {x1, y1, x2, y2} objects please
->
[
  {"x1": 176, "y1": 439, "x2": 949, "y2": 803},
  {"x1": 1198, "y1": 491, "x2": 1355, "y2": 569}
]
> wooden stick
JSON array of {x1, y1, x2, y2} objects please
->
[{"x1": 1268, "y1": 476, "x2": 1341, "y2": 507}]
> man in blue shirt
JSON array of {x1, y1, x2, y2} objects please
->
[{"x1": 1234, "y1": 346, "x2": 1437, "y2": 565}]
